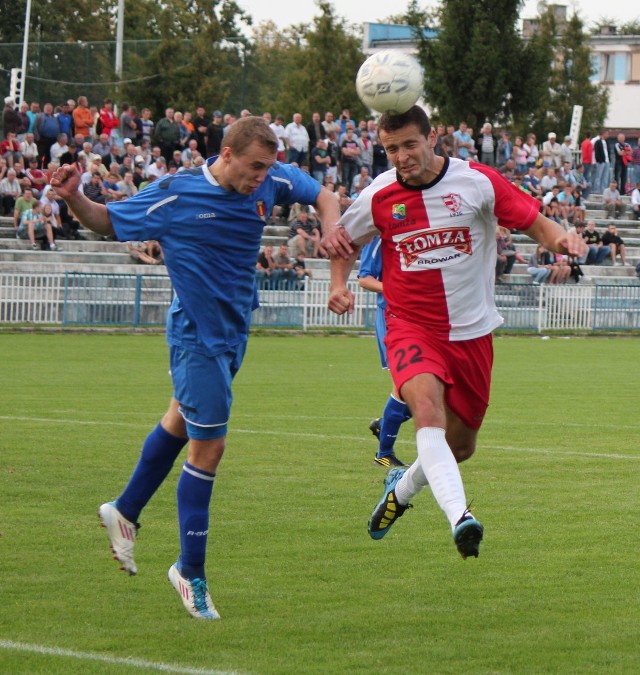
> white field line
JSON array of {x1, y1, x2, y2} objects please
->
[
  {"x1": 0, "y1": 639, "x2": 243, "y2": 675},
  {"x1": 0, "y1": 415, "x2": 639, "y2": 462}
]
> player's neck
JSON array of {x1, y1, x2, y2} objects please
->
[{"x1": 209, "y1": 158, "x2": 231, "y2": 191}]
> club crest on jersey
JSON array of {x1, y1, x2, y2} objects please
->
[
  {"x1": 256, "y1": 200, "x2": 267, "y2": 221},
  {"x1": 441, "y1": 193, "x2": 463, "y2": 216},
  {"x1": 395, "y1": 227, "x2": 472, "y2": 266},
  {"x1": 392, "y1": 203, "x2": 406, "y2": 220}
]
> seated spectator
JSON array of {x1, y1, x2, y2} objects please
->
[
  {"x1": 631, "y1": 181, "x2": 640, "y2": 221},
  {"x1": 601, "y1": 223, "x2": 628, "y2": 266},
  {"x1": 127, "y1": 240, "x2": 163, "y2": 265},
  {"x1": 287, "y1": 208, "x2": 321, "y2": 258},
  {"x1": 41, "y1": 201, "x2": 62, "y2": 242},
  {"x1": 522, "y1": 165, "x2": 543, "y2": 201},
  {"x1": 13, "y1": 186, "x2": 38, "y2": 230},
  {"x1": 102, "y1": 170, "x2": 123, "y2": 201},
  {"x1": 272, "y1": 243, "x2": 296, "y2": 286},
  {"x1": 293, "y1": 252, "x2": 312, "y2": 287},
  {"x1": 570, "y1": 164, "x2": 589, "y2": 199},
  {"x1": 337, "y1": 184, "x2": 354, "y2": 214},
  {"x1": 255, "y1": 244, "x2": 276, "y2": 288},
  {"x1": 582, "y1": 220, "x2": 610, "y2": 265},
  {"x1": 557, "y1": 185, "x2": 576, "y2": 226},
  {"x1": 16, "y1": 201, "x2": 57, "y2": 250},
  {"x1": 542, "y1": 188, "x2": 562, "y2": 224},
  {"x1": 527, "y1": 245, "x2": 552, "y2": 284},
  {"x1": 55, "y1": 196, "x2": 83, "y2": 240},
  {"x1": 539, "y1": 166, "x2": 558, "y2": 195},
  {"x1": 50, "y1": 133, "x2": 69, "y2": 164},
  {"x1": 1, "y1": 131, "x2": 21, "y2": 167},
  {"x1": 146, "y1": 156, "x2": 167, "y2": 179},
  {"x1": 602, "y1": 180, "x2": 625, "y2": 219},
  {"x1": 351, "y1": 166, "x2": 372, "y2": 197},
  {"x1": 91, "y1": 133, "x2": 112, "y2": 162},
  {"x1": 495, "y1": 226, "x2": 525, "y2": 282},
  {"x1": 25, "y1": 157, "x2": 48, "y2": 197},
  {"x1": 117, "y1": 171, "x2": 138, "y2": 199},
  {"x1": 572, "y1": 186, "x2": 586, "y2": 225},
  {"x1": 0, "y1": 168, "x2": 22, "y2": 215},
  {"x1": 83, "y1": 172, "x2": 108, "y2": 204},
  {"x1": 19, "y1": 132, "x2": 38, "y2": 165}
]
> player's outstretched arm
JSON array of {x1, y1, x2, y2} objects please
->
[
  {"x1": 50, "y1": 164, "x2": 116, "y2": 237},
  {"x1": 525, "y1": 212, "x2": 588, "y2": 258}
]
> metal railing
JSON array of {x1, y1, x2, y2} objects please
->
[{"x1": 0, "y1": 272, "x2": 639, "y2": 332}]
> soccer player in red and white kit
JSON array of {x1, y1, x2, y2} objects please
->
[{"x1": 322, "y1": 106, "x2": 587, "y2": 559}]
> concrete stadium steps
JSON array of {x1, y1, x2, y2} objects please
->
[{"x1": 0, "y1": 260, "x2": 168, "y2": 275}]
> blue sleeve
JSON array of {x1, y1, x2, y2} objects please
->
[
  {"x1": 358, "y1": 237, "x2": 382, "y2": 280},
  {"x1": 271, "y1": 163, "x2": 321, "y2": 206},
  {"x1": 106, "y1": 179, "x2": 175, "y2": 242}
]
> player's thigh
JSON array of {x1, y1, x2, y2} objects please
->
[{"x1": 169, "y1": 343, "x2": 247, "y2": 440}]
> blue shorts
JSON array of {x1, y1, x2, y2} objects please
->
[
  {"x1": 375, "y1": 306, "x2": 388, "y2": 369},
  {"x1": 169, "y1": 343, "x2": 247, "y2": 440}
]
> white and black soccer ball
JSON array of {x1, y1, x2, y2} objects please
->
[{"x1": 355, "y1": 50, "x2": 424, "y2": 114}]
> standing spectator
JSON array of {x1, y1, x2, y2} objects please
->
[
  {"x1": 99, "y1": 98, "x2": 120, "y2": 138},
  {"x1": 174, "y1": 111, "x2": 191, "y2": 149},
  {"x1": 306, "y1": 112, "x2": 326, "y2": 146},
  {"x1": 476, "y1": 123, "x2": 497, "y2": 166},
  {"x1": 16, "y1": 101, "x2": 30, "y2": 141},
  {"x1": 205, "y1": 111, "x2": 224, "y2": 157},
  {"x1": 284, "y1": 113, "x2": 310, "y2": 166},
  {"x1": 601, "y1": 223, "x2": 628, "y2": 266},
  {"x1": 496, "y1": 130, "x2": 512, "y2": 169},
  {"x1": 0, "y1": 168, "x2": 22, "y2": 215},
  {"x1": 630, "y1": 144, "x2": 640, "y2": 188},
  {"x1": 154, "y1": 108, "x2": 180, "y2": 163},
  {"x1": 73, "y1": 96, "x2": 94, "y2": 140},
  {"x1": 322, "y1": 111, "x2": 341, "y2": 137},
  {"x1": 541, "y1": 132, "x2": 562, "y2": 168},
  {"x1": 56, "y1": 101, "x2": 74, "y2": 138},
  {"x1": 580, "y1": 132, "x2": 594, "y2": 188},
  {"x1": 592, "y1": 130, "x2": 610, "y2": 194},
  {"x1": 613, "y1": 133, "x2": 631, "y2": 194},
  {"x1": 524, "y1": 132, "x2": 539, "y2": 169},
  {"x1": 602, "y1": 180, "x2": 625, "y2": 220},
  {"x1": 453, "y1": 121, "x2": 473, "y2": 160},
  {"x1": 560, "y1": 136, "x2": 574, "y2": 168},
  {"x1": 310, "y1": 138, "x2": 331, "y2": 184},
  {"x1": 139, "y1": 108, "x2": 154, "y2": 144},
  {"x1": 192, "y1": 105, "x2": 209, "y2": 157},
  {"x1": 340, "y1": 127, "x2": 361, "y2": 191},
  {"x1": 513, "y1": 136, "x2": 528, "y2": 173},
  {"x1": 628, "y1": 179, "x2": 640, "y2": 221},
  {"x1": 325, "y1": 130, "x2": 339, "y2": 183},
  {"x1": 119, "y1": 102, "x2": 138, "y2": 143},
  {"x1": 34, "y1": 103, "x2": 61, "y2": 166},
  {"x1": 358, "y1": 129, "x2": 373, "y2": 171},
  {"x1": 3, "y1": 97, "x2": 22, "y2": 137}
]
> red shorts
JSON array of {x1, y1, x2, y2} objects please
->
[{"x1": 384, "y1": 316, "x2": 493, "y2": 430}]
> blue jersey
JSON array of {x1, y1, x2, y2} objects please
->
[
  {"x1": 107, "y1": 159, "x2": 320, "y2": 356},
  {"x1": 358, "y1": 236, "x2": 386, "y2": 310}
]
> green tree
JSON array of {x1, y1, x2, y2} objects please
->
[{"x1": 421, "y1": 0, "x2": 527, "y2": 128}]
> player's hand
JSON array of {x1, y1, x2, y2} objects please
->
[
  {"x1": 560, "y1": 231, "x2": 589, "y2": 258},
  {"x1": 321, "y1": 225, "x2": 355, "y2": 260},
  {"x1": 50, "y1": 164, "x2": 81, "y2": 200},
  {"x1": 328, "y1": 287, "x2": 354, "y2": 315}
]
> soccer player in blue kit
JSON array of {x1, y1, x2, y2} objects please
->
[
  {"x1": 51, "y1": 116, "x2": 340, "y2": 620},
  {"x1": 358, "y1": 236, "x2": 411, "y2": 469}
]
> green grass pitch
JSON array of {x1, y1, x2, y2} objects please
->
[{"x1": 1, "y1": 332, "x2": 639, "y2": 674}]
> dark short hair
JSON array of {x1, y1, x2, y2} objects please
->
[
  {"x1": 222, "y1": 116, "x2": 277, "y2": 156},
  {"x1": 378, "y1": 105, "x2": 431, "y2": 138}
]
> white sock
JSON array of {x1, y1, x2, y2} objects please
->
[
  {"x1": 416, "y1": 427, "x2": 468, "y2": 530},
  {"x1": 395, "y1": 460, "x2": 428, "y2": 505}
]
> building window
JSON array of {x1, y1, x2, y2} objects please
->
[{"x1": 630, "y1": 52, "x2": 640, "y2": 82}]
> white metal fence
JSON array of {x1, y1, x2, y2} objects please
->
[{"x1": 0, "y1": 272, "x2": 639, "y2": 331}]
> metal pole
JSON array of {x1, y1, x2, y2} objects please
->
[
  {"x1": 19, "y1": 0, "x2": 32, "y2": 104},
  {"x1": 115, "y1": 0, "x2": 125, "y2": 79}
]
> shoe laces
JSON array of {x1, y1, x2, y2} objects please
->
[{"x1": 191, "y1": 578, "x2": 211, "y2": 614}]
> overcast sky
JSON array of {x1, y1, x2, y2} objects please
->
[{"x1": 236, "y1": 0, "x2": 639, "y2": 32}]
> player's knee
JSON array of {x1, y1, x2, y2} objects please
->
[{"x1": 449, "y1": 441, "x2": 476, "y2": 463}]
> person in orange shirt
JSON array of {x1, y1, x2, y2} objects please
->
[{"x1": 73, "y1": 96, "x2": 95, "y2": 141}]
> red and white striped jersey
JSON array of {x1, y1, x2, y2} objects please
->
[{"x1": 340, "y1": 157, "x2": 540, "y2": 341}]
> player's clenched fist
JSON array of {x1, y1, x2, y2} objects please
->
[
  {"x1": 328, "y1": 287, "x2": 354, "y2": 315},
  {"x1": 50, "y1": 164, "x2": 81, "y2": 199}
]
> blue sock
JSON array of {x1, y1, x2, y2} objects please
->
[
  {"x1": 116, "y1": 423, "x2": 187, "y2": 523},
  {"x1": 377, "y1": 395, "x2": 411, "y2": 458},
  {"x1": 177, "y1": 462, "x2": 215, "y2": 580}
]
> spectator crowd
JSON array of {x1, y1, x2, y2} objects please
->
[{"x1": 1, "y1": 94, "x2": 638, "y2": 274}]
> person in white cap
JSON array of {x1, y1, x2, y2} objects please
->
[{"x1": 541, "y1": 132, "x2": 563, "y2": 168}]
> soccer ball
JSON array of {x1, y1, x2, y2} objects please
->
[{"x1": 355, "y1": 50, "x2": 424, "y2": 114}]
